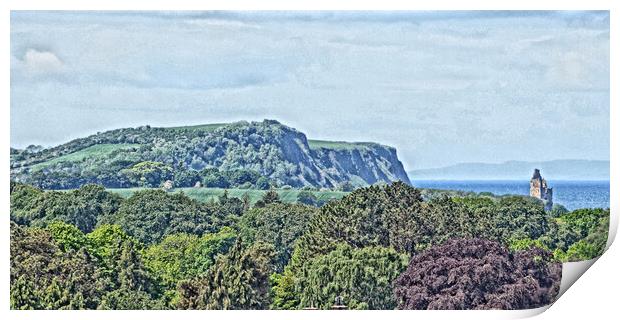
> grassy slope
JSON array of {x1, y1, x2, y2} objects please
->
[
  {"x1": 107, "y1": 187, "x2": 349, "y2": 205},
  {"x1": 164, "y1": 123, "x2": 227, "y2": 132},
  {"x1": 307, "y1": 139, "x2": 381, "y2": 151},
  {"x1": 31, "y1": 143, "x2": 141, "y2": 171}
]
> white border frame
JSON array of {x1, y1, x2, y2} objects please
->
[{"x1": 2, "y1": 1, "x2": 617, "y2": 319}]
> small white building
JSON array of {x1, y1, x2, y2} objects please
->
[{"x1": 163, "y1": 180, "x2": 174, "y2": 191}]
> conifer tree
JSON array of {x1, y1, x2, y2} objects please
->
[{"x1": 177, "y1": 240, "x2": 274, "y2": 309}]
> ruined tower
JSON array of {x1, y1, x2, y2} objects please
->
[{"x1": 529, "y1": 169, "x2": 553, "y2": 210}]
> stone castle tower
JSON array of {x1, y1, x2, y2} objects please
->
[{"x1": 530, "y1": 169, "x2": 553, "y2": 210}]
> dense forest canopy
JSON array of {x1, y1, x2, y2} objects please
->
[
  {"x1": 10, "y1": 120, "x2": 410, "y2": 190},
  {"x1": 10, "y1": 181, "x2": 609, "y2": 310}
]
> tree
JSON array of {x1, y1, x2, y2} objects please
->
[
  {"x1": 98, "y1": 288, "x2": 163, "y2": 310},
  {"x1": 550, "y1": 204, "x2": 569, "y2": 217},
  {"x1": 46, "y1": 220, "x2": 91, "y2": 253},
  {"x1": 278, "y1": 243, "x2": 408, "y2": 310},
  {"x1": 10, "y1": 183, "x2": 122, "y2": 233},
  {"x1": 296, "y1": 190, "x2": 318, "y2": 206},
  {"x1": 173, "y1": 169, "x2": 202, "y2": 188},
  {"x1": 95, "y1": 240, "x2": 162, "y2": 310},
  {"x1": 556, "y1": 239, "x2": 600, "y2": 261},
  {"x1": 262, "y1": 190, "x2": 281, "y2": 205},
  {"x1": 295, "y1": 182, "x2": 425, "y2": 262},
  {"x1": 393, "y1": 238, "x2": 561, "y2": 310},
  {"x1": 541, "y1": 208, "x2": 609, "y2": 262},
  {"x1": 269, "y1": 269, "x2": 298, "y2": 310},
  {"x1": 120, "y1": 161, "x2": 173, "y2": 188},
  {"x1": 117, "y1": 241, "x2": 156, "y2": 293},
  {"x1": 239, "y1": 203, "x2": 318, "y2": 271},
  {"x1": 9, "y1": 182, "x2": 43, "y2": 225},
  {"x1": 10, "y1": 223, "x2": 102, "y2": 309},
  {"x1": 143, "y1": 227, "x2": 236, "y2": 289},
  {"x1": 87, "y1": 224, "x2": 162, "y2": 309},
  {"x1": 176, "y1": 240, "x2": 275, "y2": 309},
  {"x1": 254, "y1": 189, "x2": 281, "y2": 208},
  {"x1": 225, "y1": 169, "x2": 260, "y2": 186},
  {"x1": 493, "y1": 196, "x2": 549, "y2": 241},
  {"x1": 508, "y1": 237, "x2": 548, "y2": 252},
  {"x1": 557, "y1": 208, "x2": 609, "y2": 239},
  {"x1": 86, "y1": 224, "x2": 138, "y2": 273},
  {"x1": 255, "y1": 176, "x2": 270, "y2": 190},
  {"x1": 105, "y1": 190, "x2": 215, "y2": 244},
  {"x1": 433, "y1": 196, "x2": 499, "y2": 244},
  {"x1": 201, "y1": 168, "x2": 230, "y2": 188},
  {"x1": 336, "y1": 181, "x2": 355, "y2": 192},
  {"x1": 209, "y1": 191, "x2": 245, "y2": 228}
]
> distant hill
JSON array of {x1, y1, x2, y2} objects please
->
[
  {"x1": 409, "y1": 160, "x2": 609, "y2": 181},
  {"x1": 11, "y1": 120, "x2": 410, "y2": 189}
]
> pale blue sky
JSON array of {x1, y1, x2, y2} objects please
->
[{"x1": 10, "y1": 11, "x2": 609, "y2": 170}]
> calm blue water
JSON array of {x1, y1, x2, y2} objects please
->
[{"x1": 413, "y1": 180, "x2": 610, "y2": 211}]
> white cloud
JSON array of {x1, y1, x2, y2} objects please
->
[{"x1": 22, "y1": 49, "x2": 64, "y2": 75}]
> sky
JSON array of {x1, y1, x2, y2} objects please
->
[{"x1": 10, "y1": 11, "x2": 610, "y2": 170}]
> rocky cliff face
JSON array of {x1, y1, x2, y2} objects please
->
[
  {"x1": 11, "y1": 120, "x2": 411, "y2": 189},
  {"x1": 309, "y1": 143, "x2": 410, "y2": 187},
  {"x1": 193, "y1": 120, "x2": 410, "y2": 188},
  {"x1": 265, "y1": 121, "x2": 411, "y2": 187}
]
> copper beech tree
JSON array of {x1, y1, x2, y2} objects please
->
[{"x1": 393, "y1": 238, "x2": 562, "y2": 310}]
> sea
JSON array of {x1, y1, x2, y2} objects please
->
[{"x1": 413, "y1": 180, "x2": 610, "y2": 211}]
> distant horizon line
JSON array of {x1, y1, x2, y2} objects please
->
[{"x1": 408, "y1": 159, "x2": 610, "y2": 172}]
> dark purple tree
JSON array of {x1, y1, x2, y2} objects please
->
[{"x1": 393, "y1": 238, "x2": 561, "y2": 310}]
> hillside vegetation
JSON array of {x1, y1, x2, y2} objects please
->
[
  {"x1": 30, "y1": 144, "x2": 141, "y2": 171},
  {"x1": 11, "y1": 120, "x2": 410, "y2": 190}
]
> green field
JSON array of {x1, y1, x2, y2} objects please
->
[
  {"x1": 307, "y1": 139, "x2": 382, "y2": 151},
  {"x1": 107, "y1": 187, "x2": 349, "y2": 205},
  {"x1": 30, "y1": 143, "x2": 141, "y2": 171},
  {"x1": 164, "y1": 123, "x2": 227, "y2": 132}
]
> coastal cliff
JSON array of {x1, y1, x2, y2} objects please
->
[{"x1": 11, "y1": 120, "x2": 410, "y2": 189}]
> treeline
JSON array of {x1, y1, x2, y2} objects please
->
[
  {"x1": 10, "y1": 181, "x2": 609, "y2": 310},
  {"x1": 21, "y1": 162, "x2": 276, "y2": 190},
  {"x1": 17, "y1": 158, "x2": 358, "y2": 191}
]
